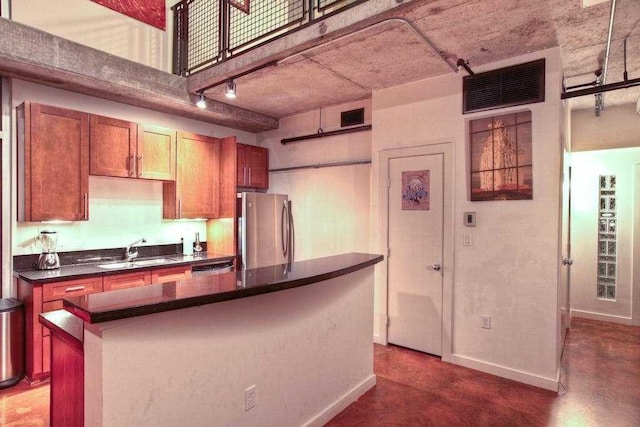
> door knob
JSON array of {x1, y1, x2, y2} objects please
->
[
  {"x1": 430, "y1": 264, "x2": 442, "y2": 271},
  {"x1": 562, "y1": 257, "x2": 573, "y2": 266}
]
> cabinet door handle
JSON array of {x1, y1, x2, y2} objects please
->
[
  {"x1": 129, "y1": 155, "x2": 135, "y2": 177},
  {"x1": 83, "y1": 193, "x2": 88, "y2": 220},
  {"x1": 248, "y1": 168, "x2": 252, "y2": 186},
  {"x1": 137, "y1": 155, "x2": 143, "y2": 177},
  {"x1": 243, "y1": 166, "x2": 248, "y2": 186},
  {"x1": 65, "y1": 285, "x2": 86, "y2": 293},
  {"x1": 178, "y1": 199, "x2": 182, "y2": 219}
]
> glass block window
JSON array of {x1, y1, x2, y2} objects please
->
[{"x1": 597, "y1": 175, "x2": 617, "y2": 300}]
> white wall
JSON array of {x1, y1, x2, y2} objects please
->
[
  {"x1": 10, "y1": 0, "x2": 176, "y2": 72},
  {"x1": 5, "y1": 79, "x2": 256, "y2": 295},
  {"x1": 570, "y1": 147, "x2": 640, "y2": 324},
  {"x1": 371, "y1": 48, "x2": 563, "y2": 389},
  {"x1": 572, "y1": 104, "x2": 640, "y2": 152},
  {"x1": 259, "y1": 100, "x2": 372, "y2": 262},
  {"x1": 85, "y1": 267, "x2": 376, "y2": 426}
]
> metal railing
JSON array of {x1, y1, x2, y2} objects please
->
[{"x1": 172, "y1": 0, "x2": 365, "y2": 76}]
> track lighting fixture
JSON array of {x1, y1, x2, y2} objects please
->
[
  {"x1": 196, "y1": 92, "x2": 207, "y2": 109},
  {"x1": 225, "y1": 79, "x2": 237, "y2": 99}
]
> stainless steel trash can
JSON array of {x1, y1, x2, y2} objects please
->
[{"x1": 0, "y1": 298, "x2": 24, "y2": 388}]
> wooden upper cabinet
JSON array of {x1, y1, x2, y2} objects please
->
[
  {"x1": 18, "y1": 102, "x2": 89, "y2": 222},
  {"x1": 137, "y1": 125, "x2": 176, "y2": 181},
  {"x1": 163, "y1": 132, "x2": 221, "y2": 219},
  {"x1": 89, "y1": 115, "x2": 137, "y2": 178},
  {"x1": 89, "y1": 116, "x2": 175, "y2": 181},
  {"x1": 237, "y1": 143, "x2": 268, "y2": 190},
  {"x1": 219, "y1": 136, "x2": 238, "y2": 219}
]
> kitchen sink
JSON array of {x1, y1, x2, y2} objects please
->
[
  {"x1": 96, "y1": 262, "x2": 136, "y2": 269},
  {"x1": 134, "y1": 258, "x2": 178, "y2": 266},
  {"x1": 96, "y1": 258, "x2": 178, "y2": 269}
]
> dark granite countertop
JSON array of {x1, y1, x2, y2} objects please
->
[
  {"x1": 39, "y1": 309, "x2": 84, "y2": 346},
  {"x1": 64, "y1": 252, "x2": 383, "y2": 324},
  {"x1": 14, "y1": 252, "x2": 236, "y2": 284}
]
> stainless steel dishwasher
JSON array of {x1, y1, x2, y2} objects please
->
[{"x1": 191, "y1": 260, "x2": 234, "y2": 276}]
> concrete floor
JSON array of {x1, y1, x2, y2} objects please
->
[
  {"x1": 0, "y1": 317, "x2": 638, "y2": 426},
  {"x1": 328, "y1": 317, "x2": 640, "y2": 426}
]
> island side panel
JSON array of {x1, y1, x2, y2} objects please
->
[{"x1": 84, "y1": 267, "x2": 375, "y2": 427}]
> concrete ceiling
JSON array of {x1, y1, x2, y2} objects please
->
[
  {"x1": 2, "y1": 0, "x2": 638, "y2": 132},
  {"x1": 198, "y1": 0, "x2": 640, "y2": 118}
]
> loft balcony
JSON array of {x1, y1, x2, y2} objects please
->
[{"x1": 172, "y1": 0, "x2": 368, "y2": 77}]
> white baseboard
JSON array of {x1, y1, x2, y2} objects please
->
[
  {"x1": 373, "y1": 334, "x2": 386, "y2": 345},
  {"x1": 303, "y1": 374, "x2": 377, "y2": 427},
  {"x1": 449, "y1": 354, "x2": 559, "y2": 392},
  {"x1": 571, "y1": 309, "x2": 635, "y2": 326}
]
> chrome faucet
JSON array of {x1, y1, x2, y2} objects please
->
[{"x1": 124, "y1": 238, "x2": 146, "y2": 261}]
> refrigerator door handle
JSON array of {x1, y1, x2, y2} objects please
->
[
  {"x1": 288, "y1": 201, "x2": 294, "y2": 264},
  {"x1": 281, "y1": 201, "x2": 289, "y2": 257}
]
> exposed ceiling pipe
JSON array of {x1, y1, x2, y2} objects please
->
[
  {"x1": 562, "y1": 17, "x2": 640, "y2": 101},
  {"x1": 560, "y1": 76, "x2": 640, "y2": 99},
  {"x1": 600, "y1": 0, "x2": 617, "y2": 109}
]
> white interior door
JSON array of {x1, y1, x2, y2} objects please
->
[
  {"x1": 387, "y1": 153, "x2": 444, "y2": 355},
  {"x1": 560, "y1": 158, "x2": 572, "y2": 344}
]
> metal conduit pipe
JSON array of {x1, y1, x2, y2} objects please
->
[
  {"x1": 602, "y1": 0, "x2": 617, "y2": 86},
  {"x1": 600, "y1": 0, "x2": 617, "y2": 111}
]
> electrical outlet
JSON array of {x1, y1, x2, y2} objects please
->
[
  {"x1": 481, "y1": 316, "x2": 491, "y2": 329},
  {"x1": 245, "y1": 385, "x2": 256, "y2": 411}
]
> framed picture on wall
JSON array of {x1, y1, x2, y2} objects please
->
[
  {"x1": 91, "y1": 0, "x2": 166, "y2": 30},
  {"x1": 469, "y1": 111, "x2": 533, "y2": 201}
]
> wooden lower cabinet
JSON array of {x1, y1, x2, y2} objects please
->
[
  {"x1": 18, "y1": 276, "x2": 103, "y2": 383},
  {"x1": 103, "y1": 270, "x2": 152, "y2": 291},
  {"x1": 103, "y1": 266, "x2": 190, "y2": 291},
  {"x1": 50, "y1": 331, "x2": 84, "y2": 427},
  {"x1": 41, "y1": 316, "x2": 84, "y2": 427},
  {"x1": 152, "y1": 265, "x2": 191, "y2": 283},
  {"x1": 19, "y1": 265, "x2": 193, "y2": 382}
]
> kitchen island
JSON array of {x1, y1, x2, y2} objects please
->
[{"x1": 41, "y1": 252, "x2": 383, "y2": 427}]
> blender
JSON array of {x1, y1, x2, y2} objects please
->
[{"x1": 37, "y1": 230, "x2": 60, "y2": 270}]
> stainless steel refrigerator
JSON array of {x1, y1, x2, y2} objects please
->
[{"x1": 239, "y1": 192, "x2": 294, "y2": 269}]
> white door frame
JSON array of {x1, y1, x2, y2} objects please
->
[{"x1": 377, "y1": 142, "x2": 454, "y2": 362}]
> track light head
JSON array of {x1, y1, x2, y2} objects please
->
[
  {"x1": 196, "y1": 92, "x2": 207, "y2": 109},
  {"x1": 225, "y1": 80, "x2": 237, "y2": 99}
]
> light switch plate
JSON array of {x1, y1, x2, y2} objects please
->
[
  {"x1": 463, "y1": 233, "x2": 472, "y2": 246},
  {"x1": 464, "y1": 212, "x2": 476, "y2": 227}
]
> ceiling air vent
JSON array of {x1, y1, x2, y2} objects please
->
[{"x1": 463, "y1": 59, "x2": 545, "y2": 114}]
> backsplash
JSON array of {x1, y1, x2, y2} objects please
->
[
  {"x1": 13, "y1": 242, "x2": 208, "y2": 271},
  {"x1": 14, "y1": 176, "x2": 207, "y2": 255}
]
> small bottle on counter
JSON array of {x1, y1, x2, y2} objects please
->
[{"x1": 194, "y1": 232, "x2": 203, "y2": 255}]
